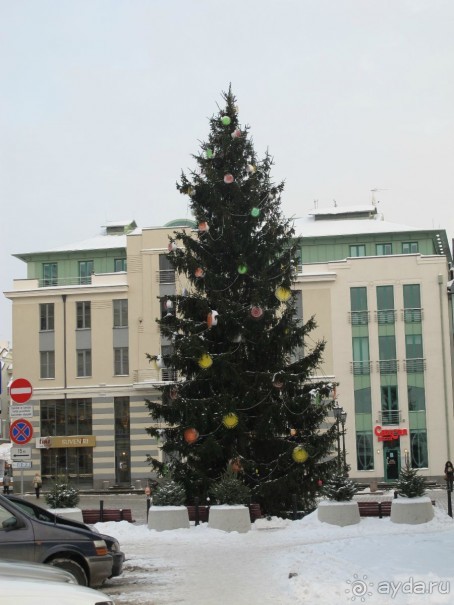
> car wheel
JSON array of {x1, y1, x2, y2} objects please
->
[{"x1": 49, "y1": 558, "x2": 88, "y2": 585}]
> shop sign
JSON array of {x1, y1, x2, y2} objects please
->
[
  {"x1": 374, "y1": 425, "x2": 408, "y2": 442},
  {"x1": 50, "y1": 435, "x2": 96, "y2": 448}
]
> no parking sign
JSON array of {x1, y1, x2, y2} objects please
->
[{"x1": 10, "y1": 419, "x2": 34, "y2": 445}]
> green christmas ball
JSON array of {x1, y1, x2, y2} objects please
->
[
  {"x1": 205, "y1": 148, "x2": 213, "y2": 159},
  {"x1": 221, "y1": 115, "x2": 231, "y2": 126},
  {"x1": 251, "y1": 207, "x2": 260, "y2": 218},
  {"x1": 237, "y1": 264, "x2": 248, "y2": 275}
]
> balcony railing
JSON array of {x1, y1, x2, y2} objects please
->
[
  {"x1": 402, "y1": 308, "x2": 423, "y2": 323},
  {"x1": 39, "y1": 276, "x2": 93, "y2": 287},
  {"x1": 378, "y1": 409, "x2": 402, "y2": 425},
  {"x1": 404, "y1": 358, "x2": 426, "y2": 373},
  {"x1": 350, "y1": 361, "x2": 373, "y2": 375},
  {"x1": 156, "y1": 270, "x2": 176, "y2": 285},
  {"x1": 133, "y1": 368, "x2": 178, "y2": 384},
  {"x1": 376, "y1": 309, "x2": 396, "y2": 324},
  {"x1": 349, "y1": 310, "x2": 370, "y2": 325},
  {"x1": 377, "y1": 359, "x2": 399, "y2": 374}
]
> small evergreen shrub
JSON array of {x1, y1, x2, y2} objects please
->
[
  {"x1": 323, "y1": 474, "x2": 357, "y2": 502},
  {"x1": 209, "y1": 469, "x2": 251, "y2": 505},
  {"x1": 395, "y1": 462, "x2": 426, "y2": 498},
  {"x1": 45, "y1": 479, "x2": 80, "y2": 508},
  {"x1": 153, "y1": 479, "x2": 186, "y2": 506}
]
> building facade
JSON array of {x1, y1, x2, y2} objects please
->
[{"x1": 4, "y1": 207, "x2": 454, "y2": 488}]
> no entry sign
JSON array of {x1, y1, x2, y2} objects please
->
[
  {"x1": 10, "y1": 418, "x2": 34, "y2": 445},
  {"x1": 9, "y1": 378, "x2": 33, "y2": 404}
]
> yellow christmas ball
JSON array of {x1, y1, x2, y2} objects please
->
[
  {"x1": 198, "y1": 353, "x2": 213, "y2": 369},
  {"x1": 275, "y1": 286, "x2": 292, "y2": 302},
  {"x1": 223, "y1": 413, "x2": 239, "y2": 429},
  {"x1": 292, "y1": 446, "x2": 309, "y2": 463}
]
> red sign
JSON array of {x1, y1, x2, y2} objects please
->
[
  {"x1": 374, "y1": 425, "x2": 408, "y2": 442},
  {"x1": 10, "y1": 418, "x2": 34, "y2": 445},
  {"x1": 9, "y1": 378, "x2": 33, "y2": 404}
]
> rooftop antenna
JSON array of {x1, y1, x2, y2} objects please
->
[{"x1": 370, "y1": 188, "x2": 389, "y2": 206}]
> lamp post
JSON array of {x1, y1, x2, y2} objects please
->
[
  {"x1": 333, "y1": 405, "x2": 343, "y2": 474},
  {"x1": 340, "y1": 411, "x2": 347, "y2": 475}
]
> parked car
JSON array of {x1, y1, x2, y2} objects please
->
[
  {"x1": 0, "y1": 493, "x2": 112, "y2": 586},
  {"x1": 0, "y1": 578, "x2": 115, "y2": 605},
  {"x1": 5, "y1": 494, "x2": 124, "y2": 578},
  {"x1": 0, "y1": 558, "x2": 77, "y2": 583}
]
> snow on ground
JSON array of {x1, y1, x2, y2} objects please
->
[{"x1": 97, "y1": 505, "x2": 454, "y2": 605}]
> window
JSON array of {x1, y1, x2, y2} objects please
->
[
  {"x1": 113, "y1": 300, "x2": 128, "y2": 327},
  {"x1": 159, "y1": 254, "x2": 175, "y2": 284},
  {"x1": 376, "y1": 286, "x2": 395, "y2": 324},
  {"x1": 349, "y1": 244, "x2": 366, "y2": 257},
  {"x1": 114, "y1": 347, "x2": 129, "y2": 375},
  {"x1": 40, "y1": 303, "x2": 54, "y2": 331},
  {"x1": 356, "y1": 432, "x2": 374, "y2": 470},
  {"x1": 403, "y1": 284, "x2": 422, "y2": 322},
  {"x1": 77, "y1": 350, "x2": 92, "y2": 377},
  {"x1": 410, "y1": 430, "x2": 428, "y2": 468},
  {"x1": 405, "y1": 334, "x2": 423, "y2": 359},
  {"x1": 378, "y1": 336, "x2": 398, "y2": 373},
  {"x1": 376, "y1": 243, "x2": 392, "y2": 255},
  {"x1": 76, "y1": 302, "x2": 91, "y2": 329},
  {"x1": 42, "y1": 263, "x2": 58, "y2": 286},
  {"x1": 79, "y1": 261, "x2": 93, "y2": 285},
  {"x1": 41, "y1": 398, "x2": 92, "y2": 436},
  {"x1": 354, "y1": 387, "x2": 372, "y2": 414},
  {"x1": 114, "y1": 258, "x2": 127, "y2": 272},
  {"x1": 402, "y1": 242, "x2": 418, "y2": 254},
  {"x1": 408, "y1": 385, "x2": 426, "y2": 411},
  {"x1": 40, "y1": 351, "x2": 55, "y2": 379},
  {"x1": 350, "y1": 287, "x2": 368, "y2": 325}
]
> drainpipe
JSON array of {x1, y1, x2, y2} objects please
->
[
  {"x1": 62, "y1": 295, "x2": 67, "y2": 480},
  {"x1": 438, "y1": 275, "x2": 451, "y2": 460}
]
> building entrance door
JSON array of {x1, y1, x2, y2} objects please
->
[{"x1": 384, "y1": 445, "x2": 400, "y2": 481}]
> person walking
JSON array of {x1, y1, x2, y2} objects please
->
[
  {"x1": 33, "y1": 472, "x2": 42, "y2": 499},
  {"x1": 444, "y1": 461, "x2": 454, "y2": 492},
  {"x1": 3, "y1": 472, "x2": 11, "y2": 494}
]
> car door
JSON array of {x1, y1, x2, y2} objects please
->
[{"x1": 0, "y1": 500, "x2": 35, "y2": 561}]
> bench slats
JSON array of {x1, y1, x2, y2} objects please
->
[{"x1": 82, "y1": 508, "x2": 135, "y2": 523}]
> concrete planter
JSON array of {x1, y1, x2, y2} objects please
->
[
  {"x1": 208, "y1": 505, "x2": 251, "y2": 533},
  {"x1": 317, "y1": 500, "x2": 360, "y2": 526},
  {"x1": 48, "y1": 507, "x2": 84, "y2": 522},
  {"x1": 147, "y1": 505, "x2": 190, "y2": 531},
  {"x1": 390, "y1": 496, "x2": 434, "y2": 524}
]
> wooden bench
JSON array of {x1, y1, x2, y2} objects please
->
[
  {"x1": 358, "y1": 500, "x2": 435, "y2": 518},
  {"x1": 186, "y1": 505, "x2": 210, "y2": 523},
  {"x1": 82, "y1": 508, "x2": 135, "y2": 523},
  {"x1": 248, "y1": 503, "x2": 262, "y2": 522}
]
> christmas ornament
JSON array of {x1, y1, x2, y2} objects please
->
[
  {"x1": 237, "y1": 264, "x2": 248, "y2": 275},
  {"x1": 232, "y1": 333, "x2": 242, "y2": 343},
  {"x1": 168, "y1": 242, "x2": 178, "y2": 252},
  {"x1": 273, "y1": 377, "x2": 284, "y2": 389},
  {"x1": 155, "y1": 355, "x2": 166, "y2": 369},
  {"x1": 275, "y1": 286, "x2": 292, "y2": 302},
  {"x1": 292, "y1": 446, "x2": 309, "y2": 463},
  {"x1": 246, "y1": 163, "x2": 257, "y2": 174},
  {"x1": 251, "y1": 207, "x2": 260, "y2": 218},
  {"x1": 230, "y1": 458, "x2": 242, "y2": 472},
  {"x1": 195, "y1": 267, "x2": 205, "y2": 278},
  {"x1": 290, "y1": 428, "x2": 297, "y2": 437},
  {"x1": 224, "y1": 173, "x2": 234, "y2": 184},
  {"x1": 165, "y1": 299, "x2": 174, "y2": 311},
  {"x1": 198, "y1": 221, "x2": 209, "y2": 232},
  {"x1": 184, "y1": 428, "x2": 199, "y2": 444},
  {"x1": 205, "y1": 148, "x2": 213, "y2": 159},
  {"x1": 207, "y1": 310, "x2": 219, "y2": 327},
  {"x1": 223, "y1": 413, "x2": 239, "y2": 429},
  {"x1": 250, "y1": 306, "x2": 264, "y2": 320},
  {"x1": 169, "y1": 388, "x2": 178, "y2": 400},
  {"x1": 221, "y1": 115, "x2": 231, "y2": 125},
  {"x1": 187, "y1": 186, "x2": 195, "y2": 196},
  {"x1": 181, "y1": 288, "x2": 189, "y2": 297},
  {"x1": 317, "y1": 479, "x2": 323, "y2": 487},
  {"x1": 198, "y1": 353, "x2": 213, "y2": 369},
  {"x1": 231, "y1": 129, "x2": 241, "y2": 138}
]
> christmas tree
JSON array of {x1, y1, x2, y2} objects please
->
[
  {"x1": 395, "y1": 462, "x2": 426, "y2": 498},
  {"x1": 322, "y1": 474, "x2": 357, "y2": 502},
  {"x1": 145, "y1": 87, "x2": 337, "y2": 515}
]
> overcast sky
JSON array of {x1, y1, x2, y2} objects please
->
[{"x1": 1, "y1": 0, "x2": 453, "y2": 343}]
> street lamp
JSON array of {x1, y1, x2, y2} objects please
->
[
  {"x1": 333, "y1": 405, "x2": 343, "y2": 473},
  {"x1": 340, "y1": 411, "x2": 347, "y2": 475}
]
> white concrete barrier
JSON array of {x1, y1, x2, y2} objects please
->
[
  {"x1": 208, "y1": 505, "x2": 251, "y2": 533},
  {"x1": 147, "y1": 505, "x2": 190, "y2": 531}
]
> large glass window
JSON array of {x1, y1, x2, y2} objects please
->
[
  {"x1": 79, "y1": 260, "x2": 93, "y2": 285},
  {"x1": 42, "y1": 263, "x2": 58, "y2": 286},
  {"x1": 113, "y1": 300, "x2": 128, "y2": 328},
  {"x1": 114, "y1": 258, "x2": 127, "y2": 272},
  {"x1": 378, "y1": 335, "x2": 397, "y2": 374},
  {"x1": 349, "y1": 244, "x2": 366, "y2": 257},
  {"x1": 76, "y1": 302, "x2": 91, "y2": 329},
  {"x1": 350, "y1": 287, "x2": 368, "y2": 325},
  {"x1": 403, "y1": 284, "x2": 422, "y2": 322},
  {"x1": 402, "y1": 242, "x2": 419, "y2": 254},
  {"x1": 376, "y1": 286, "x2": 395, "y2": 324},
  {"x1": 356, "y1": 432, "x2": 374, "y2": 470},
  {"x1": 408, "y1": 385, "x2": 426, "y2": 411},
  {"x1": 406, "y1": 334, "x2": 423, "y2": 359},
  {"x1": 410, "y1": 430, "x2": 428, "y2": 468},
  {"x1": 354, "y1": 387, "x2": 372, "y2": 414},
  {"x1": 115, "y1": 397, "x2": 131, "y2": 485},
  {"x1": 40, "y1": 303, "x2": 54, "y2": 331},
  {"x1": 114, "y1": 347, "x2": 129, "y2": 375},
  {"x1": 77, "y1": 350, "x2": 92, "y2": 377},
  {"x1": 40, "y1": 351, "x2": 55, "y2": 379},
  {"x1": 376, "y1": 243, "x2": 392, "y2": 255},
  {"x1": 159, "y1": 254, "x2": 175, "y2": 284},
  {"x1": 40, "y1": 398, "x2": 92, "y2": 436}
]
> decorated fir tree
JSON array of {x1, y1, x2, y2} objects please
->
[
  {"x1": 152, "y1": 479, "x2": 186, "y2": 506},
  {"x1": 395, "y1": 462, "x2": 426, "y2": 498},
  {"x1": 322, "y1": 474, "x2": 357, "y2": 502},
  {"x1": 145, "y1": 87, "x2": 337, "y2": 515}
]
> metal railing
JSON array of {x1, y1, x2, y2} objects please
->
[
  {"x1": 377, "y1": 359, "x2": 399, "y2": 374},
  {"x1": 404, "y1": 358, "x2": 426, "y2": 373},
  {"x1": 349, "y1": 310, "x2": 370, "y2": 325},
  {"x1": 376, "y1": 309, "x2": 396, "y2": 324},
  {"x1": 350, "y1": 361, "x2": 373, "y2": 375},
  {"x1": 156, "y1": 270, "x2": 176, "y2": 285},
  {"x1": 378, "y1": 409, "x2": 402, "y2": 425},
  {"x1": 402, "y1": 308, "x2": 423, "y2": 323}
]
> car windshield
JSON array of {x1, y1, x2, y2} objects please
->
[{"x1": 8, "y1": 499, "x2": 53, "y2": 522}]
